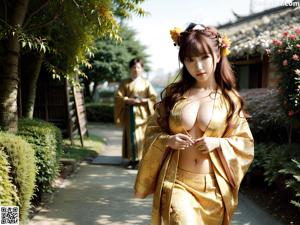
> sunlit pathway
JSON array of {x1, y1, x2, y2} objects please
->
[
  {"x1": 29, "y1": 123, "x2": 284, "y2": 225},
  {"x1": 29, "y1": 164, "x2": 151, "y2": 225}
]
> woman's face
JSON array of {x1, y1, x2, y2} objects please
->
[
  {"x1": 130, "y1": 62, "x2": 143, "y2": 78},
  {"x1": 183, "y1": 52, "x2": 219, "y2": 82}
]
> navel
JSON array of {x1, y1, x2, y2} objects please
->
[{"x1": 194, "y1": 158, "x2": 198, "y2": 165}]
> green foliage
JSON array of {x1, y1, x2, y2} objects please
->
[
  {"x1": 17, "y1": 18, "x2": 50, "y2": 54},
  {"x1": 86, "y1": 102, "x2": 114, "y2": 122},
  {"x1": 0, "y1": 132, "x2": 36, "y2": 224},
  {"x1": 0, "y1": 148, "x2": 19, "y2": 206},
  {"x1": 248, "y1": 143, "x2": 275, "y2": 172},
  {"x1": 249, "y1": 143, "x2": 300, "y2": 186},
  {"x1": 280, "y1": 159, "x2": 300, "y2": 208},
  {"x1": 0, "y1": 0, "x2": 147, "y2": 81},
  {"x1": 98, "y1": 90, "x2": 115, "y2": 98},
  {"x1": 270, "y1": 27, "x2": 300, "y2": 121},
  {"x1": 18, "y1": 119, "x2": 62, "y2": 196},
  {"x1": 84, "y1": 25, "x2": 149, "y2": 83}
]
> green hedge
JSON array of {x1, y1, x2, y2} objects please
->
[
  {"x1": 86, "y1": 102, "x2": 114, "y2": 122},
  {"x1": 98, "y1": 90, "x2": 114, "y2": 98},
  {"x1": 18, "y1": 118, "x2": 62, "y2": 196},
  {"x1": 0, "y1": 132, "x2": 36, "y2": 224},
  {"x1": 0, "y1": 148, "x2": 19, "y2": 206},
  {"x1": 240, "y1": 88, "x2": 297, "y2": 143}
]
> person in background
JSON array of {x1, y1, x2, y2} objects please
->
[
  {"x1": 134, "y1": 23, "x2": 254, "y2": 225},
  {"x1": 114, "y1": 58, "x2": 157, "y2": 169}
]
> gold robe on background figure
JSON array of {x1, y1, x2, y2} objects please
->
[
  {"x1": 134, "y1": 89, "x2": 254, "y2": 225},
  {"x1": 114, "y1": 77, "x2": 157, "y2": 161}
]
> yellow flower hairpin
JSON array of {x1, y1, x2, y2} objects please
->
[
  {"x1": 170, "y1": 27, "x2": 182, "y2": 46},
  {"x1": 170, "y1": 26, "x2": 231, "y2": 56},
  {"x1": 219, "y1": 34, "x2": 231, "y2": 57}
]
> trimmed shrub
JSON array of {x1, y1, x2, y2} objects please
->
[
  {"x1": 0, "y1": 148, "x2": 19, "y2": 206},
  {"x1": 18, "y1": 119, "x2": 62, "y2": 197},
  {"x1": 240, "y1": 88, "x2": 299, "y2": 143},
  {"x1": 98, "y1": 90, "x2": 114, "y2": 98},
  {"x1": 0, "y1": 132, "x2": 36, "y2": 224},
  {"x1": 86, "y1": 102, "x2": 114, "y2": 122}
]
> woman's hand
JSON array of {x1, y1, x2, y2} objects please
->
[
  {"x1": 193, "y1": 137, "x2": 220, "y2": 154},
  {"x1": 166, "y1": 133, "x2": 194, "y2": 150}
]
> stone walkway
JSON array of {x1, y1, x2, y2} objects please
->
[{"x1": 29, "y1": 123, "x2": 284, "y2": 225}]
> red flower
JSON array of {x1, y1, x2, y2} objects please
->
[
  {"x1": 283, "y1": 59, "x2": 288, "y2": 66},
  {"x1": 296, "y1": 44, "x2": 300, "y2": 48},
  {"x1": 289, "y1": 34, "x2": 297, "y2": 40},
  {"x1": 295, "y1": 28, "x2": 300, "y2": 35},
  {"x1": 283, "y1": 31, "x2": 289, "y2": 36},
  {"x1": 292, "y1": 54, "x2": 300, "y2": 61},
  {"x1": 272, "y1": 39, "x2": 282, "y2": 46},
  {"x1": 288, "y1": 110, "x2": 294, "y2": 117}
]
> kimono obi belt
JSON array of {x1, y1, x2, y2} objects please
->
[{"x1": 169, "y1": 98, "x2": 190, "y2": 134}]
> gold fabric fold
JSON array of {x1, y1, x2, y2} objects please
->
[
  {"x1": 134, "y1": 90, "x2": 254, "y2": 225},
  {"x1": 161, "y1": 168, "x2": 224, "y2": 225}
]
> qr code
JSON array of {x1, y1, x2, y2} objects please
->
[{"x1": 0, "y1": 206, "x2": 19, "y2": 225}]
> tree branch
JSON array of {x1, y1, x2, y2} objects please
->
[
  {"x1": 25, "y1": 14, "x2": 58, "y2": 32},
  {"x1": 23, "y1": 0, "x2": 50, "y2": 28},
  {"x1": 0, "y1": 17, "x2": 10, "y2": 26},
  {"x1": 72, "y1": 0, "x2": 80, "y2": 8},
  {"x1": 25, "y1": 4, "x2": 63, "y2": 32}
]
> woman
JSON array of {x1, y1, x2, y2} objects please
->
[
  {"x1": 134, "y1": 23, "x2": 254, "y2": 225},
  {"x1": 114, "y1": 58, "x2": 157, "y2": 169}
]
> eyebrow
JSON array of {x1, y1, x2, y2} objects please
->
[{"x1": 186, "y1": 53, "x2": 210, "y2": 58}]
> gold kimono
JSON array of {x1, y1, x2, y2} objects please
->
[
  {"x1": 134, "y1": 90, "x2": 254, "y2": 225},
  {"x1": 114, "y1": 76, "x2": 157, "y2": 161}
]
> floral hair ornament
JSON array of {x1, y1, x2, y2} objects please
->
[
  {"x1": 217, "y1": 33, "x2": 231, "y2": 57},
  {"x1": 170, "y1": 24, "x2": 231, "y2": 56},
  {"x1": 170, "y1": 27, "x2": 182, "y2": 46}
]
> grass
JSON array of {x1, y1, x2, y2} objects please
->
[{"x1": 62, "y1": 135, "x2": 104, "y2": 161}]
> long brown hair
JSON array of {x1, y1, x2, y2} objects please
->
[{"x1": 155, "y1": 23, "x2": 246, "y2": 133}]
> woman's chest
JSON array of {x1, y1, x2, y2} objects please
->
[
  {"x1": 180, "y1": 99, "x2": 215, "y2": 132},
  {"x1": 169, "y1": 96, "x2": 228, "y2": 136}
]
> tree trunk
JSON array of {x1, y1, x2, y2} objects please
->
[
  {"x1": 83, "y1": 78, "x2": 92, "y2": 101},
  {"x1": 21, "y1": 52, "x2": 44, "y2": 118},
  {"x1": 0, "y1": 0, "x2": 29, "y2": 132}
]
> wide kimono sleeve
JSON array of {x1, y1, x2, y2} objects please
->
[
  {"x1": 217, "y1": 106, "x2": 254, "y2": 189},
  {"x1": 134, "y1": 110, "x2": 170, "y2": 197},
  {"x1": 114, "y1": 81, "x2": 128, "y2": 127},
  {"x1": 145, "y1": 81, "x2": 158, "y2": 115}
]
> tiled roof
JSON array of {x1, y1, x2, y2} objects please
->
[{"x1": 218, "y1": 7, "x2": 300, "y2": 59}]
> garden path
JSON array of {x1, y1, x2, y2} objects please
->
[{"x1": 28, "y1": 123, "x2": 284, "y2": 225}]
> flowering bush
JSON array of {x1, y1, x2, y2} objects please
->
[{"x1": 270, "y1": 27, "x2": 300, "y2": 124}]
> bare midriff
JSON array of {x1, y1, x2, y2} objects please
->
[{"x1": 177, "y1": 95, "x2": 215, "y2": 174}]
